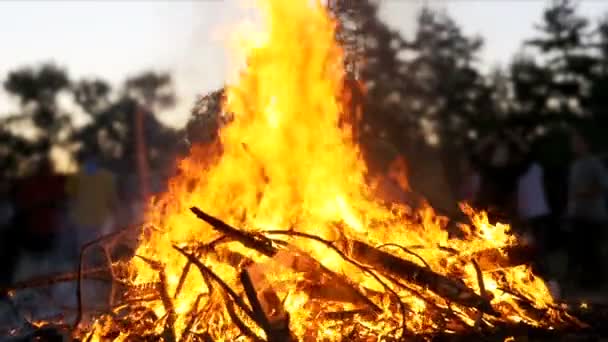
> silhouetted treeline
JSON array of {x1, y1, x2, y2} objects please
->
[
  {"x1": 1, "y1": 66, "x2": 186, "y2": 195},
  {"x1": 3, "y1": 0, "x2": 608, "y2": 211},
  {"x1": 326, "y1": 0, "x2": 608, "y2": 212}
]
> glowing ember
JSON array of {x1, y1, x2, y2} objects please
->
[{"x1": 83, "y1": 0, "x2": 576, "y2": 340}]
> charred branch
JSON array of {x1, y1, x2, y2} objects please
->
[
  {"x1": 2, "y1": 267, "x2": 109, "y2": 292},
  {"x1": 190, "y1": 207, "x2": 276, "y2": 257},
  {"x1": 224, "y1": 295, "x2": 265, "y2": 342}
]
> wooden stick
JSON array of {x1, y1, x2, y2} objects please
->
[
  {"x1": 349, "y1": 240, "x2": 498, "y2": 316},
  {"x1": 190, "y1": 207, "x2": 276, "y2": 257}
]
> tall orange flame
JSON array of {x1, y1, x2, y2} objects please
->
[{"x1": 85, "y1": 0, "x2": 569, "y2": 340}]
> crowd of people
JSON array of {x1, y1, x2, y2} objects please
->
[{"x1": 458, "y1": 128, "x2": 608, "y2": 297}]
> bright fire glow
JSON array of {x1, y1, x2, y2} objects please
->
[{"x1": 84, "y1": 0, "x2": 573, "y2": 340}]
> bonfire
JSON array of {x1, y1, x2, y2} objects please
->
[{"x1": 60, "y1": 0, "x2": 592, "y2": 341}]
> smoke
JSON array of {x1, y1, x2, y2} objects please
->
[{"x1": 164, "y1": 1, "x2": 260, "y2": 129}]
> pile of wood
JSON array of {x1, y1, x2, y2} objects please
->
[{"x1": 3, "y1": 206, "x2": 607, "y2": 341}]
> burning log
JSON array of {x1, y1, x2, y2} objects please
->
[
  {"x1": 444, "y1": 244, "x2": 536, "y2": 272},
  {"x1": 348, "y1": 240, "x2": 498, "y2": 316},
  {"x1": 240, "y1": 269, "x2": 294, "y2": 342},
  {"x1": 257, "y1": 247, "x2": 383, "y2": 311},
  {"x1": 190, "y1": 207, "x2": 381, "y2": 312},
  {"x1": 190, "y1": 206, "x2": 495, "y2": 318}
]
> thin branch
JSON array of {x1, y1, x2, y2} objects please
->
[
  {"x1": 73, "y1": 228, "x2": 129, "y2": 333},
  {"x1": 376, "y1": 243, "x2": 431, "y2": 269},
  {"x1": 174, "y1": 234, "x2": 233, "y2": 300}
]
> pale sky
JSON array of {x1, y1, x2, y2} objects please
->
[{"x1": 1, "y1": 0, "x2": 607, "y2": 128}]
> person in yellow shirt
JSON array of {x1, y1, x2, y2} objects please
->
[{"x1": 66, "y1": 155, "x2": 119, "y2": 249}]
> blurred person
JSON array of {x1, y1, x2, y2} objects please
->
[
  {"x1": 565, "y1": 130, "x2": 608, "y2": 290},
  {"x1": 0, "y1": 182, "x2": 18, "y2": 291},
  {"x1": 457, "y1": 157, "x2": 480, "y2": 203},
  {"x1": 515, "y1": 153, "x2": 560, "y2": 292},
  {"x1": 13, "y1": 157, "x2": 67, "y2": 253},
  {"x1": 471, "y1": 130, "x2": 531, "y2": 223},
  {"x1": 66, "y1": 155, "x2": 119, "y2": 254},
  {"x1": 516, "y1": 158, "x2": 551, "y2": 243}
]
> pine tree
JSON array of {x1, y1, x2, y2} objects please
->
[
  {"x1": 518, "y1": 0, "x2": 594, "y2": 125},
  {"x1": 3, "y1": 64, "x2": 72, "y2": 162}
]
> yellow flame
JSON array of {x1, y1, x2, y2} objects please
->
[{"x1": 85, "y1": 0, "x2": 567, "y2": 340}]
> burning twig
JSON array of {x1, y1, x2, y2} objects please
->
[
  {"x1": 172, "y1": 245, "x2": 256, "y2": 321},
  {"x1": 175, "y1": 245, "x2": 269, "y2": 341},
  {"x1": 376, "y1": 243, "x2": 431, "y2": 269},
  {"x1": 175, "y1": 235, "x2": 230, "y2": 300},
  {"x1": 174, "y1": 260, "x2": 193, "y2": 300},
  {"x1": 497, "y1": 287, "x2": 536, "y2": 307},
  {"x1": 178, "y1": 294, "x2": 204, "y2": 342},
  {"x1": 445, "y1": 245, "x2": 536, "y2": 273},
  {"x1": 135, "y1": 255, "x2": 177, "y2": 342},
  {"x1": 190, "y1": 207, "x2": 382, "y2": 313},
  {"x1": 192, "y1": 235, "x2": 231, "y2": 255}
]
